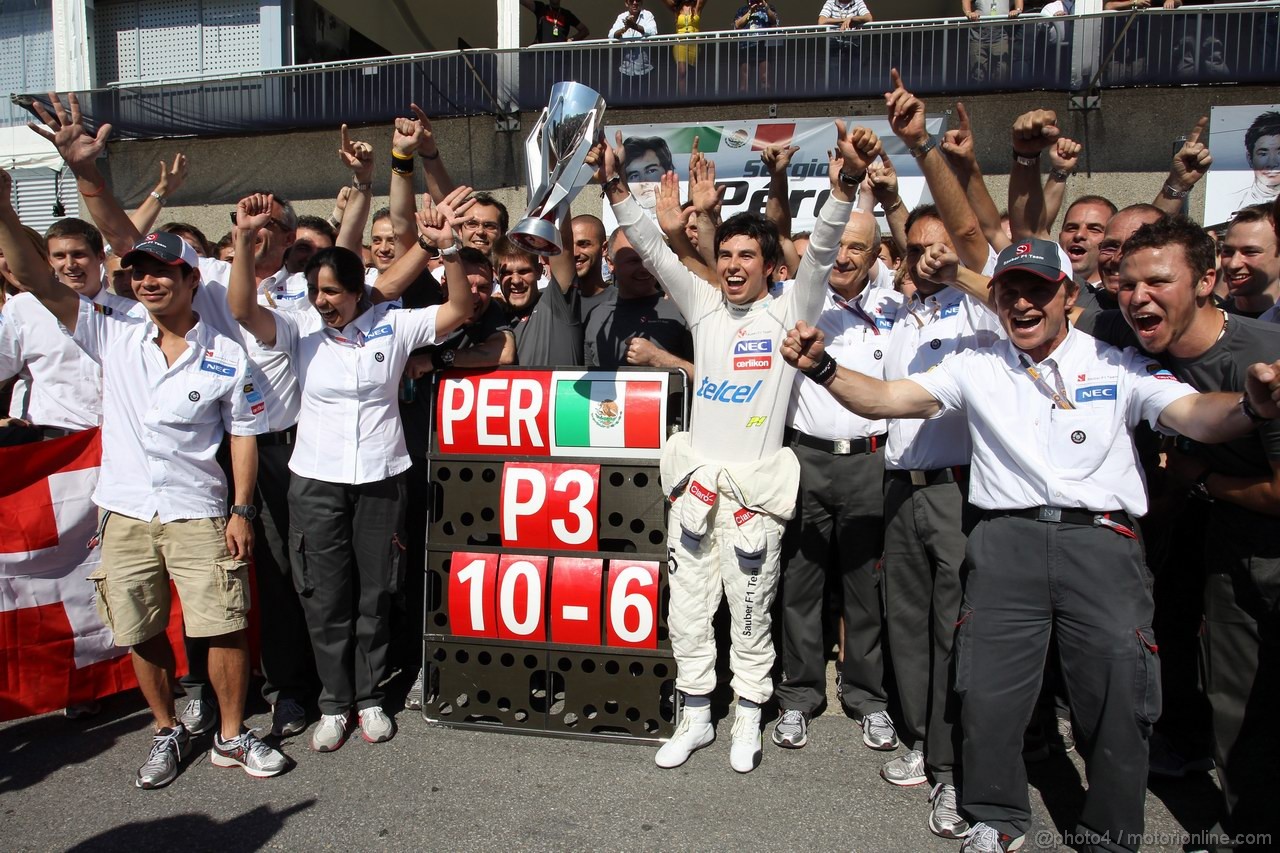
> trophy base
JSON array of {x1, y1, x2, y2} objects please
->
[{"x1": 509, "y1": 219, "x2": 563, "y2": 257}]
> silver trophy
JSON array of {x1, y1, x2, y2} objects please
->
[{"x1": 510, "y1": 82, "x2": 606, "y2": 256}]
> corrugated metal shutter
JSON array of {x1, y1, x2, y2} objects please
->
[
  {"x1": 95, "y1": 0, "x2": 262, "y2": 83},
  {"x1": 0, "y1": 2, "x2": 55, "y2": 126},
  {"x1": 10, "y1": 169, "x2": 83, "y2": 233}
]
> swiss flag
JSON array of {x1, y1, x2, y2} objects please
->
[{"x1": 0, "y1": 429, "x2": 186, "y2": 721}]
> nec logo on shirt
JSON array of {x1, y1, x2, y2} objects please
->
[
  {"x1": 733, "y1": 339, "x2": 773, "y2": 355},
  {"x1": 199, "y1": 357, "x2": 236, "y2": 377},
  {"x1": 940, "y1": 304, "x2": 960, "y2": 318},
  {"x1": 366, "y1": 324, "x2": 394, "y2": 340},
  {"x1": 1075, "y1": 384, "x2": 1117, "y2": 403}
]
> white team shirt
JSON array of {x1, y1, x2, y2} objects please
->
[
  {"x1": 195, "y1": 257, "x2": 309, "y2": 432},
  {"x1": 911, "y1": 327, "x2": 1197, "y2": 516},
  {"x1": 613, "y1": 194, "x2": 851, "y2": 464},
  {"x1": 883, "y1": 285, "x2": 1002, "y2": 470},
  {"x1": 270, "y1": 301, "x2": 443, "y2": 485},
  {"x1": 0, "y1": 287, "x2": 140, "y2": 430},
  {"x1": 69, "y1": 297, "x2": 267, "y2": 522},
  {"x1": 787, "y1": 280, "x2": 902, "y2": 440}
]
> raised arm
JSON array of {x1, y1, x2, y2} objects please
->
[
  {"x1": 1007, "y1": 109, "x2": 1061, "y2": 241},
  {"x1": 28, "y1": 92, "x2": 143, "y2": 253},
  {"x1": 655, "y1": 171, "x2": 717, "y2": 282},
  {"x1": 940, "y1": 102, "x2": 1011, "y2": 253},
  {"x1": 373, "y1": 186, "x2": 476, "y2": 304},
  {"x1": 886, "y1": 70, "x2": 989, "y2": 271},
  {"x1": 782, "y1": 321, "x2": 942, "y2": 419},
  {"x1": 128, "y1": 154, "x2": 188, "y2": 236},
  {"x1": 686, "y1": 142, "x2": 724, "y2": 275},
  {"x1": 419, "y1": 198, "x2": 480, "y2": 336},
  {"x1": 335, "y1": 124, "x2": 374, "y2": 256},
  {"x1": 915, "y1": 242, "x2": 994, "y2": 310},
  {"x1": 229, "y1": 194, "x2": 283, "y2": 347},
  {"x1": 1154, "y1": 115, "x2": 1212, "y2": 216},
  {"x1": 1158, "y1": 362, "x2": 1280, "y2": 445},
  {"x1": 1041, "y1": 137, "x2": 1081, "y2": 236},
  {"x1": 867, "y1": 153, "x2": 908, "y2": 255},
  {"x1": 414, "y1": 105, "x2": 458, "y2": 204},
  {"x1": 388, "y1": 111, "x2": 424, "y2": 256},
  {"x1": 0, "y1": 170, "x2": 79, "y2": 328},
  {"x1": 761, "y1": 143, "x2": 801, "y2": 274}
]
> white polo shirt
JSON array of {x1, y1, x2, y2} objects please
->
[
  {"x1": 787, "y1": 280, "x2": 902, "y2": 440},
  {"x1": 270, "y1": 301, "x2": 442, "y2": 485},
  {"x1": 195, "y1": 258, "x2": 309, "y2": 432},
  {"x1": 911, "y1": 327, "x2": 1197, "y2": 516},
  {"x1": 883, "y1": 285, "x2": 1002, "y2": 471},
  {"x1": 0, "y1": 288, "x2": 141, "y2": 430},
  {"x1": 69, "y1": 297, "x2": 267, "y2": 522}
]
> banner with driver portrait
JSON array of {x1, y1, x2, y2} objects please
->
[{"x1": 601, "y1": 115, "x2": 946, "y2": 235}]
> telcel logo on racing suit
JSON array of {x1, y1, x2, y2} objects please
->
[{"x1": 697, "y1": 377, "x2": 764, "y2": 403}]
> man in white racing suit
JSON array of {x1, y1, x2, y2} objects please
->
[{"x1": 599, "y1": 123, "x2": 882, "y2": 772}]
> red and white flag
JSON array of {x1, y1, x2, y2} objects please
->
[{"x1": 0, "y1": 429, "x2": 185, "y2": 720}]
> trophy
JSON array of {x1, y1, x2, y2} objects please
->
[{"x1": 509, "y1": 82, "x2": 607, "y2": 256}]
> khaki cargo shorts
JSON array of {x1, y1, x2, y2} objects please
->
[{"x1": 88, "y1": 512, "x2": 251, "y2": 646}]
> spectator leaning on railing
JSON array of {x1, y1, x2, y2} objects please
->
[
  {"x1": 963, "y1": 0, "x2": 1024, "y2": 84},
  {"x1": 611, "y1": 0, "x2": 660, "y2": 77},
  {"x1": 734, "y1": 1, "x2": 781, "y2": 93},
  {"x1": 522, "y1": 0, "x2": 589, "y2": 44}
]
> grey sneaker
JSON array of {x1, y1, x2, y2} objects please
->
[
  {"x1": 179, "y1": 698, "x2": 218, "y2": 736},
  {"x1": 271, "y1": 698, "x2": 307, "y2": 738},
  {"x1": 211, "y1": 729, "x2": 288, "y2": 778},
  {"x1": 311, "y1": 712, "x2": 352, "y2": 752},
  {"x1": 771, "y1": 709, "x2": 808, "y2": 749},
  {"x1": 881, "y1": 748, "x2": 928, "y2": 786},
  {"x1": 405, "y1": 669, "x2": 424, "y2": 711},
  {"x1": 359, "y1": 706, "x2": 396, "y2": 743},
  {"x1": 860, "y1": 710, "x2": 899, "y2": 750},
  {"x1": 929, "y1": 783, "x2": 971, "y2": 839},
  {"x1": 136, "y1": 725, "x2": 190, "y2": 789},
  {"x1": 960, "y1": 822, "x2": 1024, "y2": 852}
]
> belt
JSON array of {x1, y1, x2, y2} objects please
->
[
  {"x1": 985, "y1": 506, "x2": 1137, "y2": 537},
  {"x1": 887, "y1": 465, "x2": 968, "y2": 487},
  {"x1": 39, "y1": 426, "x2": 74, "y2": 440},
  {"x1": 257, "y1": 426, "x2": 297, "y2": 447},
  {"x1": 788, "y1": 430, "x2": 885, "y2": 456}
]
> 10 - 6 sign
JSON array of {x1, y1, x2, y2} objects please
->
[{"x1": 447, "y1": 552, "x2": 660, "y2": 649}]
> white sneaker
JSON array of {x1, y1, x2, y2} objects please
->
[
  {"x1": 729, "y1": 705, "x2": 762, "y2": 773},
  {"x1": 655, "y1": 707, "x2": 714, "y2": 768},
  {"x1": 310, "y1": 712, "x2": 352, "y2": 753},
  {"x1": 358, "y1": 706, "x2": 396, "y2": 743}
]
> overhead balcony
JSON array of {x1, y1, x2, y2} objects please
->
[{"x1": 9, "y1": 5, "x2": 1279, "y2": 140}]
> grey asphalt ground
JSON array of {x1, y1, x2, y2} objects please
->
[{"x1": 0, "y1": 665, "x2": 1223, "y2": 853}]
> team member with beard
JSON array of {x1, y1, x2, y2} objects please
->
[
  {"x1": 1089, "y1": 204, "x2": 1167, "y2": 314},
  {"x1": 602, "y1": 119, "x2": 873, "y2": 773},
  {"x1": 1075, "y1": 217, "x2": 1280, "y2": 850},
  {"x1": 226, "y1": 190, "x2": 475, "y2": 752},
  {"x1": 571, "y1": 215, "x2": 614, "y2": 318},
  {"x1": 495, "y1": 211, "x2": 583, "y2": 365},
  {"x1": 784, "y1": 234, "x2": 1280, "y2": 853}
]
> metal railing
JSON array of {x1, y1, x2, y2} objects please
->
[{"x1": 11, "y1": 5, "x2": 1279, "y2": 140}]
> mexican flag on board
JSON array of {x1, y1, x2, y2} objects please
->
[{"x1": 551, "y1": 371, "x2": 669, "y2": 459}]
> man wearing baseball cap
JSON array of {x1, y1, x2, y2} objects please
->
[
  {"x1": 0, "y1": 225, "x2": 288, "y2": 790},
  {"x1": 782, "y1": 235, "x2": 1280, "y2": 853}
]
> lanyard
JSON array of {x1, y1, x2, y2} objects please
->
[
  {"x1": 1018, "y1": 355, "x2": 1075, "y2": 410},
  {"x1": 834, "y1": 293, "x2": 880, "y2": 335},
  {"x1": 906, "y1": 295, "x2": 941, "y2": 329},
  {"x1": 325, "y1": 327, "x2": 365, "y2": 348}
]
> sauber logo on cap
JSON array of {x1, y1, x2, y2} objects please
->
[
  {"x1": 147, "y1": 233, "x2": 159, "y2": 241},
  {"x1": 1016, "y1": 242, "x2": 1032, "y2": 255}
]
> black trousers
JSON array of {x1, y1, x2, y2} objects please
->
[
  {"x1": 182, "y1": 440, "x2": 316, "y2": 705},
  {"x1": 288, "y1": 472, "x2": 406, "y2": 715},
  {"x1": 1202, "y1": 506, "x2": 1280, "y2": 849},
  {"x1": 959, "y1": 516, "x2": 1158, "y2": 852},
  {"x1": 776, "y1": 442, "x2": 886, "y2": 717},
  {"x1": 881, "y1": 474, "x2": 969, "y2": 786}
]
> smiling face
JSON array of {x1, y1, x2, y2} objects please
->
[
  {"x1": 460, "y1": 203, "x2": 504, "y2": 253},
  {"x1": 1058, "y1": 201, "x2": 1111, "y2": 281},
  {"x1": 499, "y1": 254, "x2": 542, "y2": 313},
  {"x1": 903, "y1": 216, "x2": 951, "y2": 298},
  {"x1": 828, "y1": 213, "x2": 878, "y2": 298},
  {"x1": 1248, "y1": 133, "x2": 1280, "y2": 192},
  {"x1": 307, "y1": 266, "x2": 363, "y2": 328},
  {"x1": 288, "y1": 225, "x2": 335, "y2": 275},
  {"x1": 607, "y1": 229, "x2": 656, "y2": 297},
  {"x1": 130, "y1": 255, "x2": 199, "y2": 320},
  {"x1": 1220, "y1": 219, "x2": 1280, "y2": 301},
  {"x1": 716, "y1": 234, "x2": 774, "y2": 305},
  {"x1": 47, "y1": 236, "x2": 103, "y2": 298},
  {"x1": 1097, "y1": 208, "x2": 1164, "y2": 296},
  {"x1": 571, "y1": 219, "x2": 606, "y2": 281},
  {"x1": 992, "y1": 271, "x2": 1075, "y2": 363},
  {"x1": 1118, "y1": 244, "x2": 1215, "y2": 356},
  {"x1": 369, "y1": 218, "x2": 397, "y2": 273}
]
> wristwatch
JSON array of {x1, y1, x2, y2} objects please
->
[
  {"x1": 1189, "y1": 471, "x2": 1213, "y2": 503},
  {"x1": 838, "y1": 169, "x2": 867, "y2": 188},
  {"x1": 910, "y1": 137, "x2": 937, "y2": 159},
  {"x1": 230, "y1": 504, "x2": 259, "y2": 521},
  {"x1": 432, "y1": 348, "x2": 457, "y2": 371},
  {"x1": 351, "y1": 176, "x2": 372, "y2": 192}
]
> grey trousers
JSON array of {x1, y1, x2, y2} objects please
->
[
  {"x1": 959, "y1": 515, "x2": 1158, "y2": 852},
  {"x1": 776, "y1": 441, "x2": 887, "y2": 717},
  {"x1": 288, "y1": 473, "x2": 407, "y2": 715}
]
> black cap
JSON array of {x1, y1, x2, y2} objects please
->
[
  {"x1": 120, "y1": 232, "x2": 199, "y2": 269},
  {"x1": 991, "y1": 237, "x2": 1073, "y2": 286}
]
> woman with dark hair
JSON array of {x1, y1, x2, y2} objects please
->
[{"x1": 227, "y1": 189, "x2": 475, "y2": 753}]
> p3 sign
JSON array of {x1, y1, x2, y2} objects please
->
[{"x1": 501, "y1": 463, "x2": 600, "y2": 552}]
